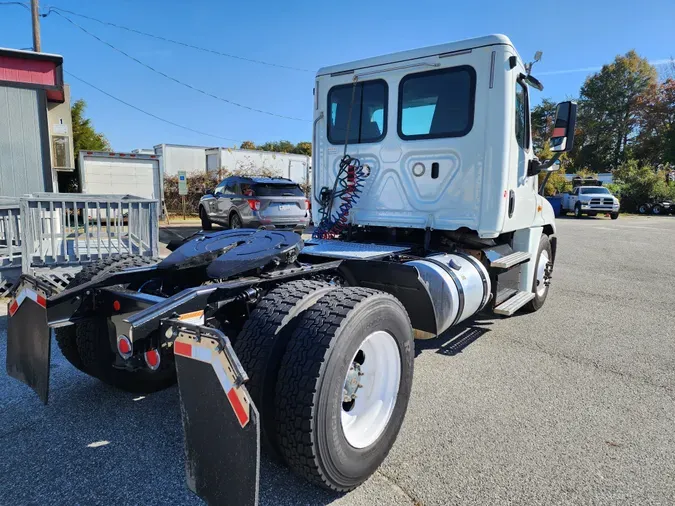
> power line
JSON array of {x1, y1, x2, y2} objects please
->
[
  {"x1": 0, "y1": 1, "x2": 30, "y2": 10},
  {"x1": 65, "y1": 70, "x2": 241, "y2": 143},
  {"x1": 49, "y1": 10, "x2": 310, "y2": 122},
  {"x1": 43, "y1": 6, "x2": 311, "y2": 73}
]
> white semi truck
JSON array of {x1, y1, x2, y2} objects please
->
[{"x1": 7, "y1": 34, "x2": 575, "y2": 505}]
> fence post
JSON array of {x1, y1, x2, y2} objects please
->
[{"x1": 19, "y1": 198, "x2": 31, "y2": 274}]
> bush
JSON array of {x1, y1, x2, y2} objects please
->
[
  {"x1": 164, "y1": 171, "x2": 221, "y2": 215},
  {"x1": 612, "y1": 160, "x2": 673, "y2": 211}
]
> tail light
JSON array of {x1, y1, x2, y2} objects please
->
[
  {"x1": 247, "y1": 199, "x2": 261, "y2": 211},
  {"x1": 144, "y1": 349, "x2": 161, "y2": 371},
  {"x1": 304, "y1": 199, "x2": 311, "y2": 210},
  {"x1": 117, "y1": 335, "x2": 133, "y2": 359}
]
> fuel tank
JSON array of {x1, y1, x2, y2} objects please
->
[{"x1": 406, "y1": 253, "x2": 491, "y2": 334}]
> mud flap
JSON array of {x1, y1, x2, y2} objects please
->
[
  {"x1": 172, "y1": 324, "x2": 260, "y2": 506},
  {"x1": 6, "y1": 282, "x2": 51, "y2": 404}
]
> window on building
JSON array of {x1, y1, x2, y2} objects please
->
[
  {"x1": 328, "y1": 80, "x2": 387, "y2": 144},
  {"x1": 52, "y1": 135, "x2": 71, "y2": 168},
  {"x1": 398, "y1": 66, "x2": 475, "y2": 140}
]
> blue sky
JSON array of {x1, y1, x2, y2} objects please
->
[{"x1": 2, "y1": 0, "x2": 673, "y2": 151}]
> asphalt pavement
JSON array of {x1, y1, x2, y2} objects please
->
[{"x1": 1, "y1": 215, "x2": 675, "y2": 505}]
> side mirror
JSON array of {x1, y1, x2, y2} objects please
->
[
  {"x1": 206, "y1": 189, "x2": 214, "y2": 195},
  {"x1": 550, "y1": 101, "x2": 577, "y2": 152}
]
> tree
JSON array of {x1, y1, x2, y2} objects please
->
[
  {"x1": 239, "y1": 140, "x2": 256, "y2": 150},
  {"x1": 574, "y1": 51, "x2": 658, "y2": 171},
  {"x1": 633, "y1": 78, "x2": 675, "y2": 165},
  {"x1": 531, "y1": 98, "x2": 557, "y2": 155},
  {"x1": 292, "y1": 141, "x2": 312, "y2": 156},
  {"x1": 72, "y1": 99, "x2": 110, "y2": 160}
]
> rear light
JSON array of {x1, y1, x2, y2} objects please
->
[
  {"x1": 305, "y1": 199, "x2": 311, "y2": 210},
  {"x1": 247, "y1": 199, "x2": 261, "y2": 211},
  {"x1": 117, "y1": 335, "x2": 133, "y2": 359},
  {"x1": 144, "y1": 349, "x2": 161, "y2": 371}
]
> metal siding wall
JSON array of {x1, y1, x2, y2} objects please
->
[{"x1": 0, "y1": 86, "x2": 45, "y2": 196}]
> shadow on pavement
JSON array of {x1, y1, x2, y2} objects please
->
[{"x1": 415, "y1": 318, "x2": 493, "y2": 357}]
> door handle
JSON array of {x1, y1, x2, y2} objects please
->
[{"x1": 508, "y1": 190, "x2": 515, "y2": 218}]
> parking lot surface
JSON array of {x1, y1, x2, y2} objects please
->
[{"x1": 2, "y1": 215, "x2": 675, "y2": 505}]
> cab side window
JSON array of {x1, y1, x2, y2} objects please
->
[{"x1": 515, "y1": 81, "x2": 530, "y2": 150}]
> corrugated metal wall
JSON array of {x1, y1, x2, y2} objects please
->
[{"x1": 0, "y1": 86, "x2": 46, "y2": 196}]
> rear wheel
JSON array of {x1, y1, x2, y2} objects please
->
[
  {"x1": 200, "y1": 206, "x2": 212, "y2": 230},
  {"x1": 652, "y1": 204, "x2": 663, "y2": 215},
  {"x1": 275, "y1": 287, "x2": 414, "y2": 491},
  {"x1": 230, "y1": 213, "x2": 243, "y2": 229},
  {"x1": 638, "y1": 204, "x2": 649, "y2": 214},
  {"x1": 70, "y1": 256, "x2": 175, "y2": 393},
  {"x1": 525, "y1": 234, "x2": 552, "y2": 312},
  {"x1": 54, "y1": 256, "x2": 155, "y2": 372},
  {"x1": 233, "y1": 280, "x2": 336, "y2": 458}
]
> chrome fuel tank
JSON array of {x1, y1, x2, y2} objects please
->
[{"x1": 406, "y1": 253, "x2": 491, "y2": 334}]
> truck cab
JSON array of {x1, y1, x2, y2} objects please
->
[{"x1": 312, "y1": 34, "x2": 576, "y2": 311}]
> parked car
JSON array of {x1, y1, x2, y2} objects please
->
[{"x1": 199, "y1": 176, "x2": 310, "y2": 232}]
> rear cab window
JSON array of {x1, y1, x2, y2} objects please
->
[
  {"x1": 398, "y1": 66, "x2": 476, "y2": 140},
  {"x1": 253, "y1": 183, "x2": 304, "y2": 197},
  {"x1": 328, "y1": 80, "x2": 387, "y2": 144}
]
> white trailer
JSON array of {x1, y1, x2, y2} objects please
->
[
  {"x1": 78, "y1": 150, "x2": 162, "y2": 216},
  {"x1": 206, "y1": 147, "x2": 311, "y2": 185},
  {"x1": 154, "y1": 143, "x2": 209, "y2": 177}
]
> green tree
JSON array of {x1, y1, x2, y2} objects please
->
[
  {"x1": 574, "y1": 51, "x2": 658, "y2": 171},
  {"x1": 613, "y1": 159, "x2": 669, "y2": 211},
  {"x1": 239, "y1": 140, "x2": 256, "y2": 150},
  {"x1": 531, "y1": 98, "x2": 557, "y2": 155},
  {"x1": 633, "y1": 78, "x2": 675, "y2": 165},
  {"x1": 292, "y1": 141, "x2": 312, "y2": 156},
  {"x1": 72, "y1": 99, "x2": 110, "y2": 160}
]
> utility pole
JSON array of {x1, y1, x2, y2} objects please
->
[{"x1": 31, "y1": 0, "x2": 41, "y2": 52}]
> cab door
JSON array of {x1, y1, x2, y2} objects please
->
[{"x1": 503, "y1": 73, "x2": 537, "y2": 231}]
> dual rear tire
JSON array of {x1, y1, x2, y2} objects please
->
[{"x1": 234, "y1": 282, "x2": 414, "y2": 491}]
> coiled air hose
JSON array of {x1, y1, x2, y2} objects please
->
[{"x1": 313, "y1": 154, "x2": 368, "y2": 239}]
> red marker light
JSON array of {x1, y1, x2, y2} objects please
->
[
  {"x1": 144, "y1": 349, "x2": 161, "y2": 370},
  {"x1": 113, "y1": 300, "x2": 121, "y2": 311},
  {"x1": 117, "y1": 335, "x2": 133, "y2": 359}
]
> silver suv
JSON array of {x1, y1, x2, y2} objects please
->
[{"x1": 199, "y1": 176, "x2": 310, "y2": 232}]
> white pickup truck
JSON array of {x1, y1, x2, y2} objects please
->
[{"x1": 562, "y1": 185, "x2": 620, "y2": 219}]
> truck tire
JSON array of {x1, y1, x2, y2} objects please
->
[
  {"x1": 638, "y1": 204, "x2": 649, "y2": 214},
  {"x1": 610, "y1": 212, "x2": 619, "y2": 220},
  {"x1": 200, "y1": 206, "x2": 212, "y2": 230},
  {"x1": 525, "y1": 235, "x2": 552, "y2": 312},
  {"x1": 275, "y1": 287, "x2": 414, "y2": 492},
  {"x1": 54, "y1": 256, "x2": 155, "y2": 372},
  {"x1": 652, "y1": 204, "x2": 663, "y2": 215},
  {"x1": 72, "y1": 256, "x2": 176, "y2": 393},
  {"x1": 75, "y1": 318, "x2": 176, "y2": 393},
  {"x1": 233, "y1": 280, "x2": 336, "y2": 459},
  {"x1": 574, "y1": 203, "x2": 583, "y2": 218}
]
